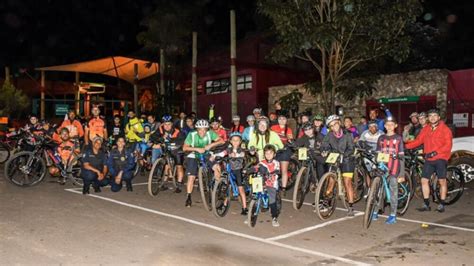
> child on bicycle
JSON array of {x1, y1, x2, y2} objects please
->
[
  {"x1": 374, "y1": 116, "x2": 404, "y2": 224},
  {"x1": 254, "y1": 144, "x2": 281, "y2": 227},
  {"x1": 226, "y1": 132, "x2": 248, "y2": 215}
]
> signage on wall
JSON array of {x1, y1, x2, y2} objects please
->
[
  {"x1": 453, "y1": 113, "x2": 469, "y2": 128},
  {"x1": 378, "y1": 96, "x2": 420, "y2": 104}
]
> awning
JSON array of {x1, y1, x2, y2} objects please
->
[{"x1": 36, "y1": 56, "x2": 159, "y2": 84}]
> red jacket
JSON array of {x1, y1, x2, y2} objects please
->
[{"x1": 405, "y1": 121, "x2": 452, "y2": 161}]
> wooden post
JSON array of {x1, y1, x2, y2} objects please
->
[
  {"x1": 160, "y1": 49, "x2": 166, "y2": 111},
  {"x1": 4, "y1": 67, "x2": 10, "y2": 83},
  {"x1": 134, "y1": 63, "x2": 139, "y2": 114},
  {"x1": 230, "y1": 10, "x2": 237, "y2": 117},
  {"x1": 75, "y1": 72, "x2": 80, "y2": 114},
  {"x1": 40, "y1": 70, "x2": 46, "y2": 120},
  {"x1": 191, "y1": 31, "x2": 198, "y2": 114}
]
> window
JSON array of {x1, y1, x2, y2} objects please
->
[{"x1": 205, "y1": 74, "x2": 252, "y2": 94}]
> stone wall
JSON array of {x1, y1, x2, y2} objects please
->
[{"x1": 269, "y1": 69, "x2": 449, "y2": 119}]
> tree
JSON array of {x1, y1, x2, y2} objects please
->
[
  {"x1": 258, "y1": 0, "x2": 423, "y2": 114},
  {"x1": 0, "y1": 80, "x2": 29, "y2": 118}
]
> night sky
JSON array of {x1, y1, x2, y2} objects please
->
[{"x1": 1, "y1": 0, "x2": 473, "y2": 76}]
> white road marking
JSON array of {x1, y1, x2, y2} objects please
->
[
  {"x1": 65, "y1": 188, "x2": 369, "y2": 266},
  {"x1": 266, "y1": 212, "x2": 364, "y2": 241},
  {"x1": 283, "y1": 198, "x2": 474, "y2": 233}
]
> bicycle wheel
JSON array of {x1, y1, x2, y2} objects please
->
[
  {"x1": 212, "y1": 177, "x2": 231, "y2": 218},
  {"x1": 66, "y1": 156, "x2": 83, "y2": 186},
  {"x1": 285, "y1": 158, "x2": 300, "y2": 190},
  {"x1": 363, "y1": 176, "x2": 381, "y2": 229},
  {"x1": 0, "y1": 142, "x2": 11, "y2": 164},
  {"x1": 148, "y1": 158, "x2": 166, "y2": 196},
  {"x1": 314, "y1": 172, "x2": 338, "y2": 220},
  {"x1": 352, "y1": 165, "x2": 366, "y2": 203},
  {"x1": 133, "y1": 159, "x2": 142, "y2": 177},
  {"x1": 198, "y1": 166, "x2": 212, "y2": 211},
  {"x1": 434, "y1": 166, "x2": 464, "y2": 205},
  {"x1": 166, "y1": 156, "x2": 177, "y2": 189},
  {"x1": 4, "y1": 151, "x2": 46, "y2": 187},
  {"x1": 247, "y1": 198, "x2": 260, "y2": 228},
  {"x1": 397, "y1": 170, "x2": 412, "y2": 216},
  {"x1": 293, "y1": 166, "x2": 309, "y2": 210}
]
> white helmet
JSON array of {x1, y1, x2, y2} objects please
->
[
  {"x1": 253, "y1": 107, "x2": 262, "y2": 114},
  {"x1": 257, "y1": 116, "x2": 270, "y2": 125},
  {"x1": 246, "y1": 115, "x2": 255, "y2": 122},
  {"x1": 232, "y1": 115, "x2": 240, "y2": 121},
  {"x1": 195, "y1": 119, "x2": 209, "y2": 129},
  {"x1": 325, "y1": 114, "x2": 340, "y2": 126}
]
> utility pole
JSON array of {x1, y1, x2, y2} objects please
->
[
  {"x1": 75, "y1": 72, "x2": 80, "y2": 114},
  {"x1": 40, "y1": 70, "x2": 45, "y2": 120},
  {"x1": 230, "y1": 10, "x2": 237, "y2": 117},
  {"x1": 160, "y1": 49, "x2": 165, "y2": 110},
  {"x1": 191, "y1": 31, "x2": 198, "y2": 114},
  {"x1": 134, "y1": 63, "x2": 139, "y2": 114}
]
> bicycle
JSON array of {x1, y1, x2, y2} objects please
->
[
  {"x1": 0, "y1": 129, "x2": 33, "y2": 164},
  {"x1": 314, "y1": 152, "x2": 350, "y2": 220},
  {"x1": 247, "y1": 171, "x2": 282, "y2": 228},
  {"x1": 405, "y1": 149, "x2": 464, "y2": 205},
  {"x1": 147, "y1": 141, "x2": 181, "y2": 196},
  {"x1": 196, "y1": 152, "x2": 217, "y2": 212},
  {"x1": 292, "y1": 147, "x2": 320, "y2": 210},
  {"x1": 363, "y1": 150, "x2": 412, "y2": 229},
  {"x1": 4, "y1": 134, "x2": 83, "y2": 187},
  {"x1": 211, "y1": 156, "x2": 252, "y2": 218}
]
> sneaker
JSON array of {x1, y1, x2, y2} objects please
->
[
  {"x1": 371, "y1": 212, "x2": 379, "y2": 221},
  {"x1": 174, "y1": 186, "x2": 182, "y2": 193},
  {"x1": 185, "y1": 197, "x2": 192, "y2": 208},
  {"x1": 318, "y1": 200, "x2": 329, "y2": 213},
  {"x1": 347, "y1": 207, "x2": 355, "y2": 217},
  {"x1": 241, "y1": 208, "x2": 248, "y2": 216},
  {"x1": 93, "y1": 185, "x2": 101, "y2": 193},
  {"x1": 272, "y1": 218, "x2": 280, "y2": 227},
  {"x1": 385, "y1": 215, "x2": 397, "y2": 224},
  {"x1": 282, "y1": 188, "x2": 287, "y2": 197},
  {"x1": 436, "y1": 204, "x2": 445, "y2": 213},
  {"x1": 309, "y1": 183, "x2": 317, "y2": 193},
  {"x1": 416, "y1": 204, "x2": 431, "y2": 212}
]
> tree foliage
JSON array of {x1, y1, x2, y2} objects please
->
[
  {"x1": 258, "y1": 0, "x2": 423, "y2": 114},
  {"x1": 0, "y1": 80, "x2": 30, "y2": 118}
]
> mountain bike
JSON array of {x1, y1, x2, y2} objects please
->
[
  {"x1": 147, "y1": 141, "x2": 180, "y2": 196},
  {"x1": 247, "y1": 171, "x2": 282, "y2": 228},
  {"x1": 292, "y1": 147, "x2": 320, "y2": 210}
]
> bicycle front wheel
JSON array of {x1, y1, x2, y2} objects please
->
[
  {"x1": 148, "y1": 158, "x2": 166, "y2": 197},
  {"x1": 434, "y1": 166, "x2": 465, "y2": 205},
  {"x1": 397, "y1": 170, "x2": 412, "y2": 216},
  {"x1": 247, "y1": 198, "x2": 260, "y2": 228},
  {"x1": 363, "y1": 176, "x2": 381, "y2": 229},
  {"x1": 198, "y1": 166, "x2": 212, "y2": 211},
  {"x1": 0, "y1": 142, "x2": 11, "y2": 164},
  {"x1": 66, "y1": 156, "x2": 83, "y2": 186},
  {"x1": 293, "y1": 166, "x2": 309, "y2": 210},
  {"x1": 4, "y1": 151, "x2": 46, "y2": 187},
  {"x1": 314, "y1": 172, "x2": 338, "y2": 220},
  {"x1": 212, "y1": 177, "x2": 231, "y2": 218}
]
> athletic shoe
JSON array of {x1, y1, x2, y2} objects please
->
[
  {"x1": 416, "y1": 204, "x2": 431, "y2": 212},
  {"x1": 385, "y1": 215, "x2": 397, "y2": 224},
  {"x1": 347, "y1": 207, "x2": 355, "y2": 217},
  {"x1": 272, "y1": 218, "x2": 280, "y2": 227},
  {"x1": 372, "y1": 212, "x2": 379, "y2": 221},
  {"x1": 436, "y1": 204, "x2": 445, "y2": 213},
  {"x1": 185, "y1": 196, "x2": 192, "y2": 208},
  {"x1": 241, "y1": 208, "x2": 248, "y2": 215}
]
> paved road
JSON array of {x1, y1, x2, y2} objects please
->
[{"x1": 1, "y1": 172, "x2": 473, "y2": 265}]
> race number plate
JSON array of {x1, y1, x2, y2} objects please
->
[
  {"x1": 377, "y1": 152, "x2": 390, "y2": 163},
  {"x1": 325, "y1": 153, "x2": 339, "y2": 164},
  {"x1": 298, "y1": 148, "x2": 308, "y2": 161},
  {"x1": 241, "y1": 142, "x2": 246, "y2": 149},
  {"x1": 251, "y1": 177, "x2": 263, "y2": 193}
]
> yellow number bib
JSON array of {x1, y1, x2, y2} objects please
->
[
  {"x1": 325, "y1": 153, "x2": 339, "y2": 164},
  {"x1": 377, "y1": 152, "x2": 390, "y2": 163},
  {"x1": 241, "y1": 142, "x2": 247, "y2": 149},
  {"x1": 251, "y1": 177, "x2": 263, "y2": 193},
  {"x1": 298, "y1": 148, "x2": 308, "y2": 161}
]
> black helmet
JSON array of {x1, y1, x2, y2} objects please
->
[
  {"x1": 427, "y1": 108, "x2": 440, "y2": 116},
  {"x1": 302, "y1": 122, "x2": 313, "y2": 130}
]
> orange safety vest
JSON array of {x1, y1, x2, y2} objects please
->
[{"x1": 87, "y1": 117, "x2": 105, "y2": 140}]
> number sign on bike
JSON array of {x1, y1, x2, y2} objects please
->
[
  {"x1": 251, "y1": 175, "x2": 263, "y2": 193},
  {"x1": 377, "y1": 152, "x2": 390, "y2": 163},
  {"x1": 326, "y1": 153, "x2": 339, "y2": 164},
  {"x1": 298, "y1": 148, "x2": 307, "y2": 161}
]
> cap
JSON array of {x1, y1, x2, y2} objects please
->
[
  {"x1": 92, "y1": 136, "x2": 103, "y2": 143},
  {"x1": 409, "y1": 112, "x2": 419, "y2": 118}
]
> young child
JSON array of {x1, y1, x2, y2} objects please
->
[
  {"x1": 226, "y1": 132, "x2": 248, "y2": 215},
  {"x1": 374, "y1": 116, "x2": 404, "y2": 224},
  {"x1": 255, "y1": 144, "x2": 281, "y2": 227}
]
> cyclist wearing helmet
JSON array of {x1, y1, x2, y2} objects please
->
[
  {"x1": 403, "y1": 112, "x2": 422, "y2": 142},
  {"x1": 406, "y1": 108, "x2": 453, "y2": 213},
  {"x1": 229, "y1": 115, "x2": 244, "y2": 134},
  {"x1": 418, "y1": 112, "x2": 428, "y2": 128},
  {"x1": 252, "y1": 107, "x2": 263, "y2": 120},
  {"x1": 295, "y1": 122, "x2": 326, "y2": 186},
  {"x1": 248, "y1": 116, "x2": 284, "y2": 161},
  {"x1": 242, "y1": 115, "x2": 256, "y2": 142},
  {"x1": 321, "y1": 114, "x2": 356, "y2": 216},
  {"x1": 183, "y1": 119, "x2": 225, "y2": 207},
  {"x1": 225, "y1": 132, "x2": 248, "y2": 215},
  {"x1": 210, "y1": 117, "x2": 227, "y2": 141}
]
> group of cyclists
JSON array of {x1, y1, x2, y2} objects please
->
[{"x1": 8, "y1": 103, "x2": 453, "y2": 228}]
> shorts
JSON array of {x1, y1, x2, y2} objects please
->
[
  {"x1": 171, "y1": 151, "x2": 184, "y2": 166},
  {"x1": 276, "y1": 148, "x2": 292, "y2": 162},
  {"x1": 185, "y1": 157, "x2": 199, "y2": 176},
  {"x1": 231, "y1": 169, "x2": 243, "y2": 186},
  {"x1": 421, "y1": 159, "x2": 447, "y2": 179},
  {"x1": 341, "y1": 159, "x2": 355, "y2": 178}
]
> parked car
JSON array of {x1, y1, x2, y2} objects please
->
[{"x1": 450, "y1": 136, "x2": 474, "y2": 183}]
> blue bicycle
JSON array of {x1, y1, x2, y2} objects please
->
[
  {"x1": 247, "y1": 171, "x2": 282, "y2": 228},
  {"x1": 196, "y1": 152, "x2": 216, "y2": 212},
  {"x1": 211, "y1": 157, "x2": 252, "y2": 218},
  {"x1": 362, "y1": 150, "x2": 412, "y2": 229}
]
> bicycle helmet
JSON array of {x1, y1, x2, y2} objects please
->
[
  {"x1": 312, "y1": 114, "x2": 325, "y2": 122},
  {"x1": 427, "y1": 108, "x2": 440, "y2": 116},
  {"x1": 246, "y1": 115, "x2": 255, "y2": 122},
  {"x1": 409, "y1": 112, "x2": 419, "y2": 118},
  {"x1": 253, "y1": 107, "x2": 262, "y2": 114},
  {"x1": 143, "y1": 123, "x2": 152, "y2": 130},
  {"x1": 195, "y1": 119, "x2": 209, "y2": 129},
  {"x1": 229, "y1": 131, "x2": 242, "y2": 139},
  {"x1": 325, "y1": 114, "x2": 340, "y2": 126},
  {"x1": 209, "y1": 117, "x2": 220, "y2": 124},
  {"x1": 257, "y1": 116, "x2": 270, "y2": 125},
  {"x1": 384, "y1": 116, "x2": 397, "y2": 123},
  {"x1": 162, "y1": 114, "x2": 173, "y2": 123},
  {"x1": 232, "y1": 115, "x2": 240, "y2": 121},
  {"x1": 418, "y1": 112, "x2": 427, "y2": 118},
  {"x1": 368, "y1": 120, "x2": 378, "y2": 127}
]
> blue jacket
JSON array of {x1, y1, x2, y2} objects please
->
[
  {"x1": 107, "y1": 148, "x2": 136, "y2": 177},
  {"x1": 242, "y1": 126, "x2": 254, "y2": 142}
]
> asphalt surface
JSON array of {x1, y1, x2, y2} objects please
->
[{"x1": 1, "y1": 171, "x2": 473, "y2": 265}]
